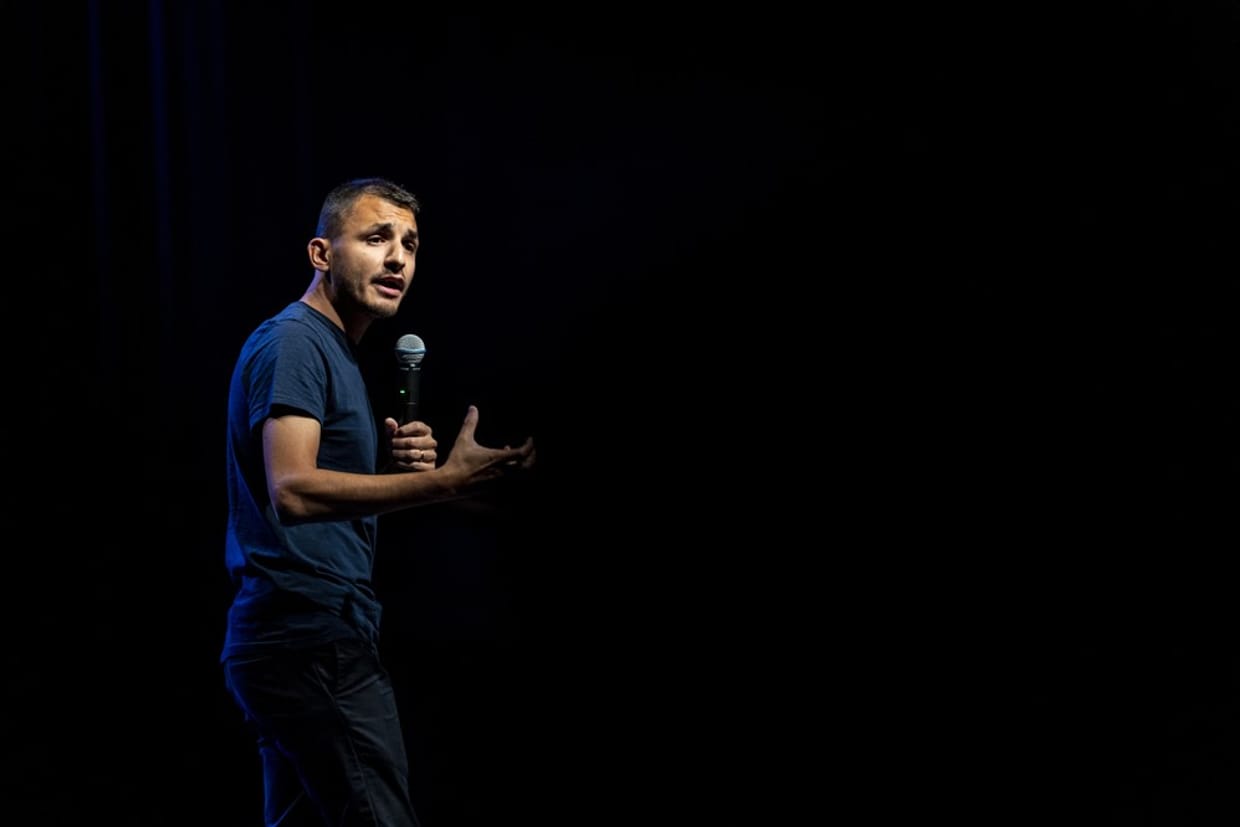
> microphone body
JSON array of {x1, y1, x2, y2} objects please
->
[
  {"x1": 394, "y1": 334, "x2": 427, "y2": 425},
  {"x1": 398, "y1": 364, "x2": 422, "y2": 425}
]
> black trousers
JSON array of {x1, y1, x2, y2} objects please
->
[{"x1": 223, "y1": 637, "x2": 421, "y2": 827}]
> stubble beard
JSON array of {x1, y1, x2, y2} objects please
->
[{"x1": 339, "y1": 270, "x2": 402, "y2": 320}]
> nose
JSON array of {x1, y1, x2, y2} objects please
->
[{"x1": 385, "y1": 242, "x2": 406, "y2": 273}]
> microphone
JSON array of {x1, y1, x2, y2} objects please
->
[{"x1": 394, "y1": 333, "x2": 427, "y2": 425}]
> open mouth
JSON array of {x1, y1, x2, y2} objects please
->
[{"x1": 375, "y1": 276, "x2": 404, "y2": 298}]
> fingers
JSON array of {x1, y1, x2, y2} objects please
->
[
  {"x1": 454, "y1": 405, "x2": 536, "y2": 475},
  {"x1": 390, "y1": 419, "x2": 432, "y2": 438},
  {"x1": 411, "y1": 444, "x2": 438, "y2": 463},
  {"x1": 392, "y1": 444, "x2": 437, "y2": 471},
  {"x1": 388, "y1": 418, "x2": 437, "y2": 472},
  {"x1": 502, "y1": 437, "x2": 536, "y2": 470},
  {"x1": 409, "y1": 446, "x2": 437, "y2": 468},
  {"x1": 391, "y1": 427, "x2": 436, "y2": 452}
]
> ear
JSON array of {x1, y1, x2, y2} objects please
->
[{"x1": 307, "y1": 237, "x2": 331, "y2": 271}]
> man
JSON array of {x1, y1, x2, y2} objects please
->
[{"x1": 221, "y1": 176, "x2": 535, "y2": 826}]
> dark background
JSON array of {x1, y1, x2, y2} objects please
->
[
  {"x1": 5, "y1": 2, "x2": 1240, "y2": 825},
  {"x1": 5, "y1": 3, "x2": 840, "y2": 824}
]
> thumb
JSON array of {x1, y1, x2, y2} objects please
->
[
  {"x1": 383, "y1": 417, "x2": 399, "y2": 437},
  {"x1": 458, "y1": 405, "x2": 479, "y2": 441}
]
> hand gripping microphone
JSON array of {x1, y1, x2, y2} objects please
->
[{"x1": 394, "y1": 334, "x2": 427, "y2": 425}]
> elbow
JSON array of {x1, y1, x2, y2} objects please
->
[{"x1": 270, "y1": 479, "x2": 314, "y2": 524}]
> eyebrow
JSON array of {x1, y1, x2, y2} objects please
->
[{"x1": 364, "y1": 222, "x2": 419, "y2": 244}]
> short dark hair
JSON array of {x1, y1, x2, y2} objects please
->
[{"x1": 315, "y1": 177, "x2": 420, "y2": 239}]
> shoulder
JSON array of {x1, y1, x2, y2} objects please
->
[{"x1": 247, "y1": 304, "x2": 332, "y2": 351}]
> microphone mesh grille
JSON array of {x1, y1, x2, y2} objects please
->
[{"x1": 395, "y1": 334, "x2": 426, "y2": 366}]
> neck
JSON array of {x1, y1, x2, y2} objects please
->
[{"x1": 300, "y1": 273, "x2": 370, "y2": 343}]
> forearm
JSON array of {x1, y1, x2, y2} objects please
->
[{"x1": 270, "y1": 465, "x2": 466, "y2": 523}]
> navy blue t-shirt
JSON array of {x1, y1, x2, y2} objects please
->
[{"x1": 222, "y1": 301, "x2": 383, "y2": 662}]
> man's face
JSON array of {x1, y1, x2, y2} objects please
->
[{"x1": 326, "y1": 193, "x2": 419, "y2": 320}]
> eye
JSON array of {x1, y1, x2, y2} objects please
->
[{"x1": 404, "y1": 241, "x2": 417, "y2": 252}]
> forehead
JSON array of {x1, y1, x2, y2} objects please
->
[{"x1": 343, "y1": 193, "x2": 417, "y2": 230}]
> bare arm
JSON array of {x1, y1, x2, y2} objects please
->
[{"x1": 264, "y1": 405, "x2": 533, "y2": 523}]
